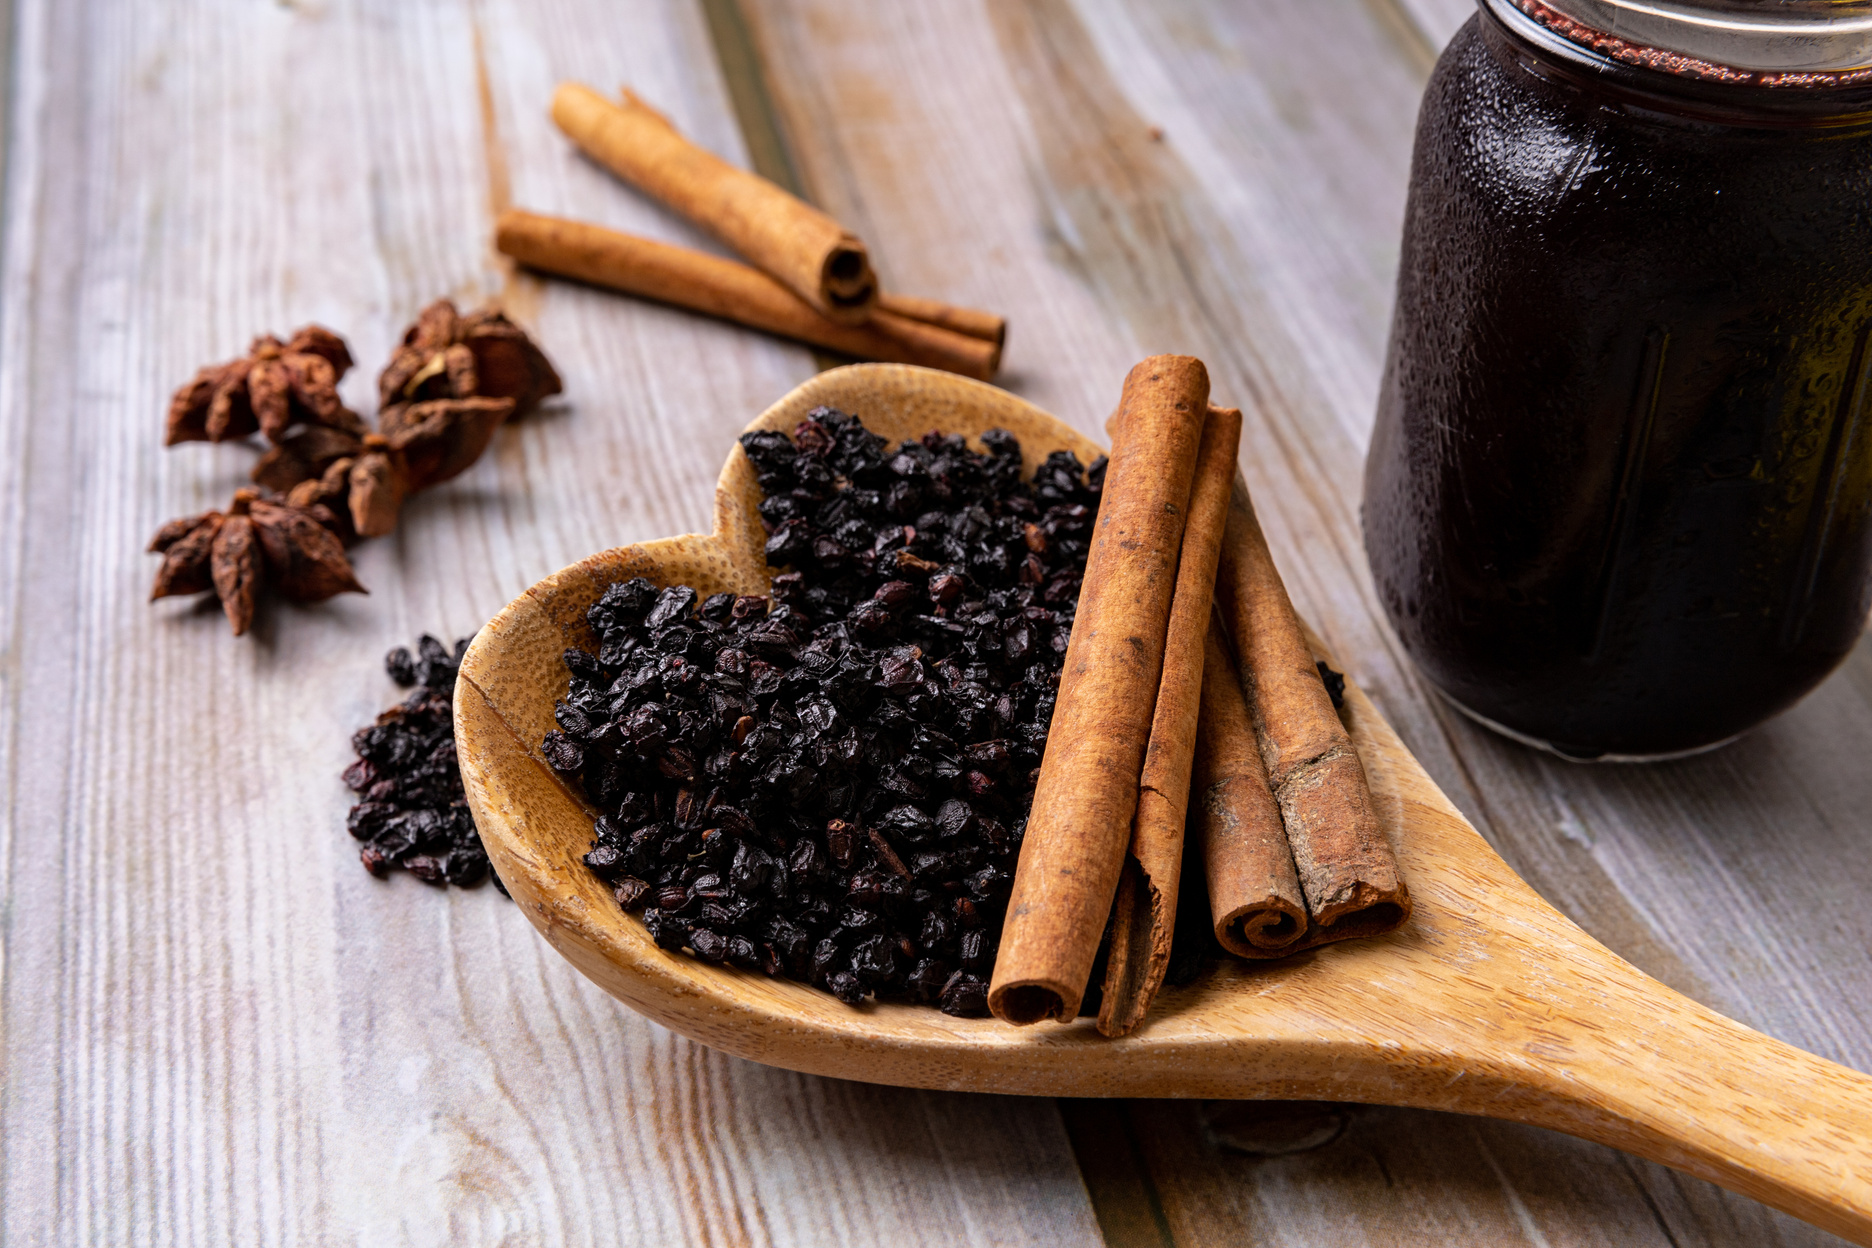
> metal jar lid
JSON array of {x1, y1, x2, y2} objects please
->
[{"x1": 1496, "y1": 0, "x2": 1872, "y2": 76}]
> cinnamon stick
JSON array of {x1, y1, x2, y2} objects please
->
[
  {"x1": 1098, "y1": 402, "x2": 1241, "y2": 1037},
  {"x1": 1192, "y1": 618, "x2": 1309, "y2": 957},
  {"x1": 552, "y1": 83, "x2": 878, "y2": 323},
  {"x1": 875, "y1": 292, "x2": 1006, "y2": 350},
  {"x1": 988, "y1": 355, "x2": 1209, "y2": 1026},
  {"x1": 495, "y1": 211, "x2": 999, "y2": 381},
  {"x1": 1214, "y1": 474, "x2": 1410, "y2": 944}
]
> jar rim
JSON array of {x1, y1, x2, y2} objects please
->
[{"x1": 1504, "y1": 0, "x2": 1872, "y2": 78}]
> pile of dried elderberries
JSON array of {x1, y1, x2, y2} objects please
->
[
  {"x1": 343, "y1": 634, "x2": 503, "y2": 889},
  {"x1": 541, "y1": 408, "x2": 1105, "y2": 1014}
]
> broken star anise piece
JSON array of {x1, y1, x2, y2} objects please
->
[
  {"x1": 340, "y1": 397, "x2": 516, "y2": 539},
  {"x1": 166, "y1": 325, "x2": 364, "y2": 446},
  {"x1": 252, "y1": 423, "x2": 364, "y2": 493},
  {"x1": 382, "y1": 395, "x2": 515, "y2": 490},
  {"x1": 148, "y1": 488, "x2": 366, "y2": 635},
  {"x1": 378, "y1": 300, "x2": 562, "y2": 418},
  {"x1": 347, "y1": 435, "x2": 408, "y2": 540},
  {"x1": 286, "y1": 456, "x2": 361, "y2": 544}
]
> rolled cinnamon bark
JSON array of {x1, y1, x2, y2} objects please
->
[
  {"x1": 1098, "y1": 402, "x2": 1241, "y2": 1038},
  {"x1": 552, "y1": 83, "x2": 877, "y2": 323},
  {"x1": 875, "y1": 293, "x2": 1006, "y2": 350},
  {"x1": 989, "y1": 355, "x2": 1209, "y2": 1026},
  {"x1": 495, "y1": 211, "x2": 999, "y2": 381},
  {"x1": 1214, "y1": 473, "x2": 1410, "y2": 943},
  {"x1": 1191, "y1": 619, "x2": 1309, "y2": 957}
]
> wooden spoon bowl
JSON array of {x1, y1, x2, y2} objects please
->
[{"x1": 456, "y1": 364, "x2": 1872, "y2": 1244}]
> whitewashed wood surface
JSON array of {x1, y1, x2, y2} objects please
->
[
  {"x1": 733, "y1": 0, "x2": 1870, "y2": 1243},
  {"x1": 0, "y1": 0, "x2": 1862, "y2": 1245},
  {"x1": 0, "y1": 1, "x2": 1100, "y2": 1245}
]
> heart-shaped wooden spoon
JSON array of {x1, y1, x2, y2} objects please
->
[{"x1": 456, "y1": 364, "x2": 1872, "y2": 1244}]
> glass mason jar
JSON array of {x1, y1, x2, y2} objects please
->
[{"x1": 1364, "y1": 0, "x2": 1872, "y2": 759}]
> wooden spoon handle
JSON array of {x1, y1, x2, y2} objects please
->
[
  {"x1": 1345, "y1": 690, "x2": 1872, "y2": 1242},
  {"x1": 1466, "y1": 928, "x2": 1872, "y2": 1242}
]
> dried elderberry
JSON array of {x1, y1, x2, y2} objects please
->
[
  {"x1": 1316, "y1": 661, "x2": 1346, "y2": 711},
  {"x1": 546, "y1": 408, "x2": 1107, "y2": 1014},
  {"x1": 344, "y1": 634, "x2": 503, "y2": 891}
]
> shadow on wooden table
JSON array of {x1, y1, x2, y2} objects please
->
[{"x1": 1067, "y1": 1098, "x2": 1844, "y2": 1247}]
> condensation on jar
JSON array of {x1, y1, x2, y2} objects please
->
[{"x1": 1364, "y1": 0, "x2": 1872, "y2": 759}]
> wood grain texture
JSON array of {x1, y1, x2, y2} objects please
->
[
  {"x1": 7, "y1": 0, "x2": 1871, "y2": 1243},
  {"x1": 457, "y1": 363, "x2": 1872, "y2": 1243},
  {"x1": 0, "y1": 2, "x2": 1101, "y2": 1245},
  {"x1": 732, "y1": 0, "x2": 1872, "y2": 1242},
  {"x1": 1394, "y1": 0, "x2": 1485, "y2": 50}
]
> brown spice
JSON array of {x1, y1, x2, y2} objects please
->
[
  {"x1": 1214, "y1": 470, "x2": 1410, "y2": 942},
  {"x1": 382, "y1": 395, "x2": 516, "y2": 490},
  {"x1": 1098, "y1": 402, "x2": 1241, "y2": 1037},
  {"x1": 166, "y1": 326, "x2": 361, "y2": 446},
  {"x1": 146, "y1": 512, "x2": 221, "y2": 599},
  {"x1": 210, "y1": 509, "x2": 262, "y2": 636},
  {"x1": 874, "y1": 292, "x2": 1007, "y2": 350},
  {"x1": 286, "y1": 457, "x2": 359, "y2": 544},
  {"x1": 341, "y1": 396, "x2": 520, "y2": 540},
  {"x1": 251, "y1": 425, "x2": 363, "y2": 494},
  {"x1": 347, "y1": 437, "x2": 407, "y2": 540},
  {"x1": 148, "y1": 488, "x2": 364, "y2": 635},
  {"x1": 495, "y1": 211, "x2": 1000, "y2": 380},
  {"x1": 551, "y1": 83, "x2": 878, "y2": 323},
  {"x1": 378, "y1": 300, "x2": 562, "y2": 417},
  {"x1": 154, "y1": 309, "x2": 559, "y2": 640},
  {"x1": 251, "y1": 493, "x2": 367, "y2": 602},
  {"x1": 245, "y1": 394, "x2": 518, "y2": 544},
  {"x1": 988, "y1": 355, "x2": 1210, "y2": 1025},
  {"x1": 1191, "y1": 618, "x2": 1308, "y2": 956}
]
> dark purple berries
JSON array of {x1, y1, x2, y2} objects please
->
[
  {"x1": 548, "y1": 408, "x2": 1105, "y2": 1013},
  {"x1": 344, "y1": 634, "x2": 503, "y2": 892},
  {"x1": 1317, "y1": 661, "x2": 1347, "y2": 710}
]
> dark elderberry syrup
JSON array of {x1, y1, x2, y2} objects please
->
[{"x1": 1364, "y1": 0, "x2": 1872, "y2": 759}]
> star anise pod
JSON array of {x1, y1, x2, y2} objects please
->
[
  {"x1": 166, "y1": 325, "x2": 364, "y2": 446},
  {"x1": 347, "y1": 435, "x2": 408, "y2": 539},
  {"x1": 383, "y1": 395, "x2": 514, "y2": 489},
  {"x1": 286, "y1": 456, "x2": 361, "y2": 544},
  {"x1": 148, "y1": 488, "x2": 366, "y2": 634},
  {"x1": 378, "y1": 300, "x2": 562, "y2": 418},
  {"x1": 252, "y1": 424, "x2": 364, "y2": 493},
  {"x1": 340, "y1": 397, "x2": 516, "y2": 537},
  {"x1": 250, "y1": 374, "x2": 518, "y2": 501}
]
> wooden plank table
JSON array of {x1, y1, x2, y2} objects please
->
[{"x1": 0, "y1": 0, "x2": 1861, "y2": 1243}]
